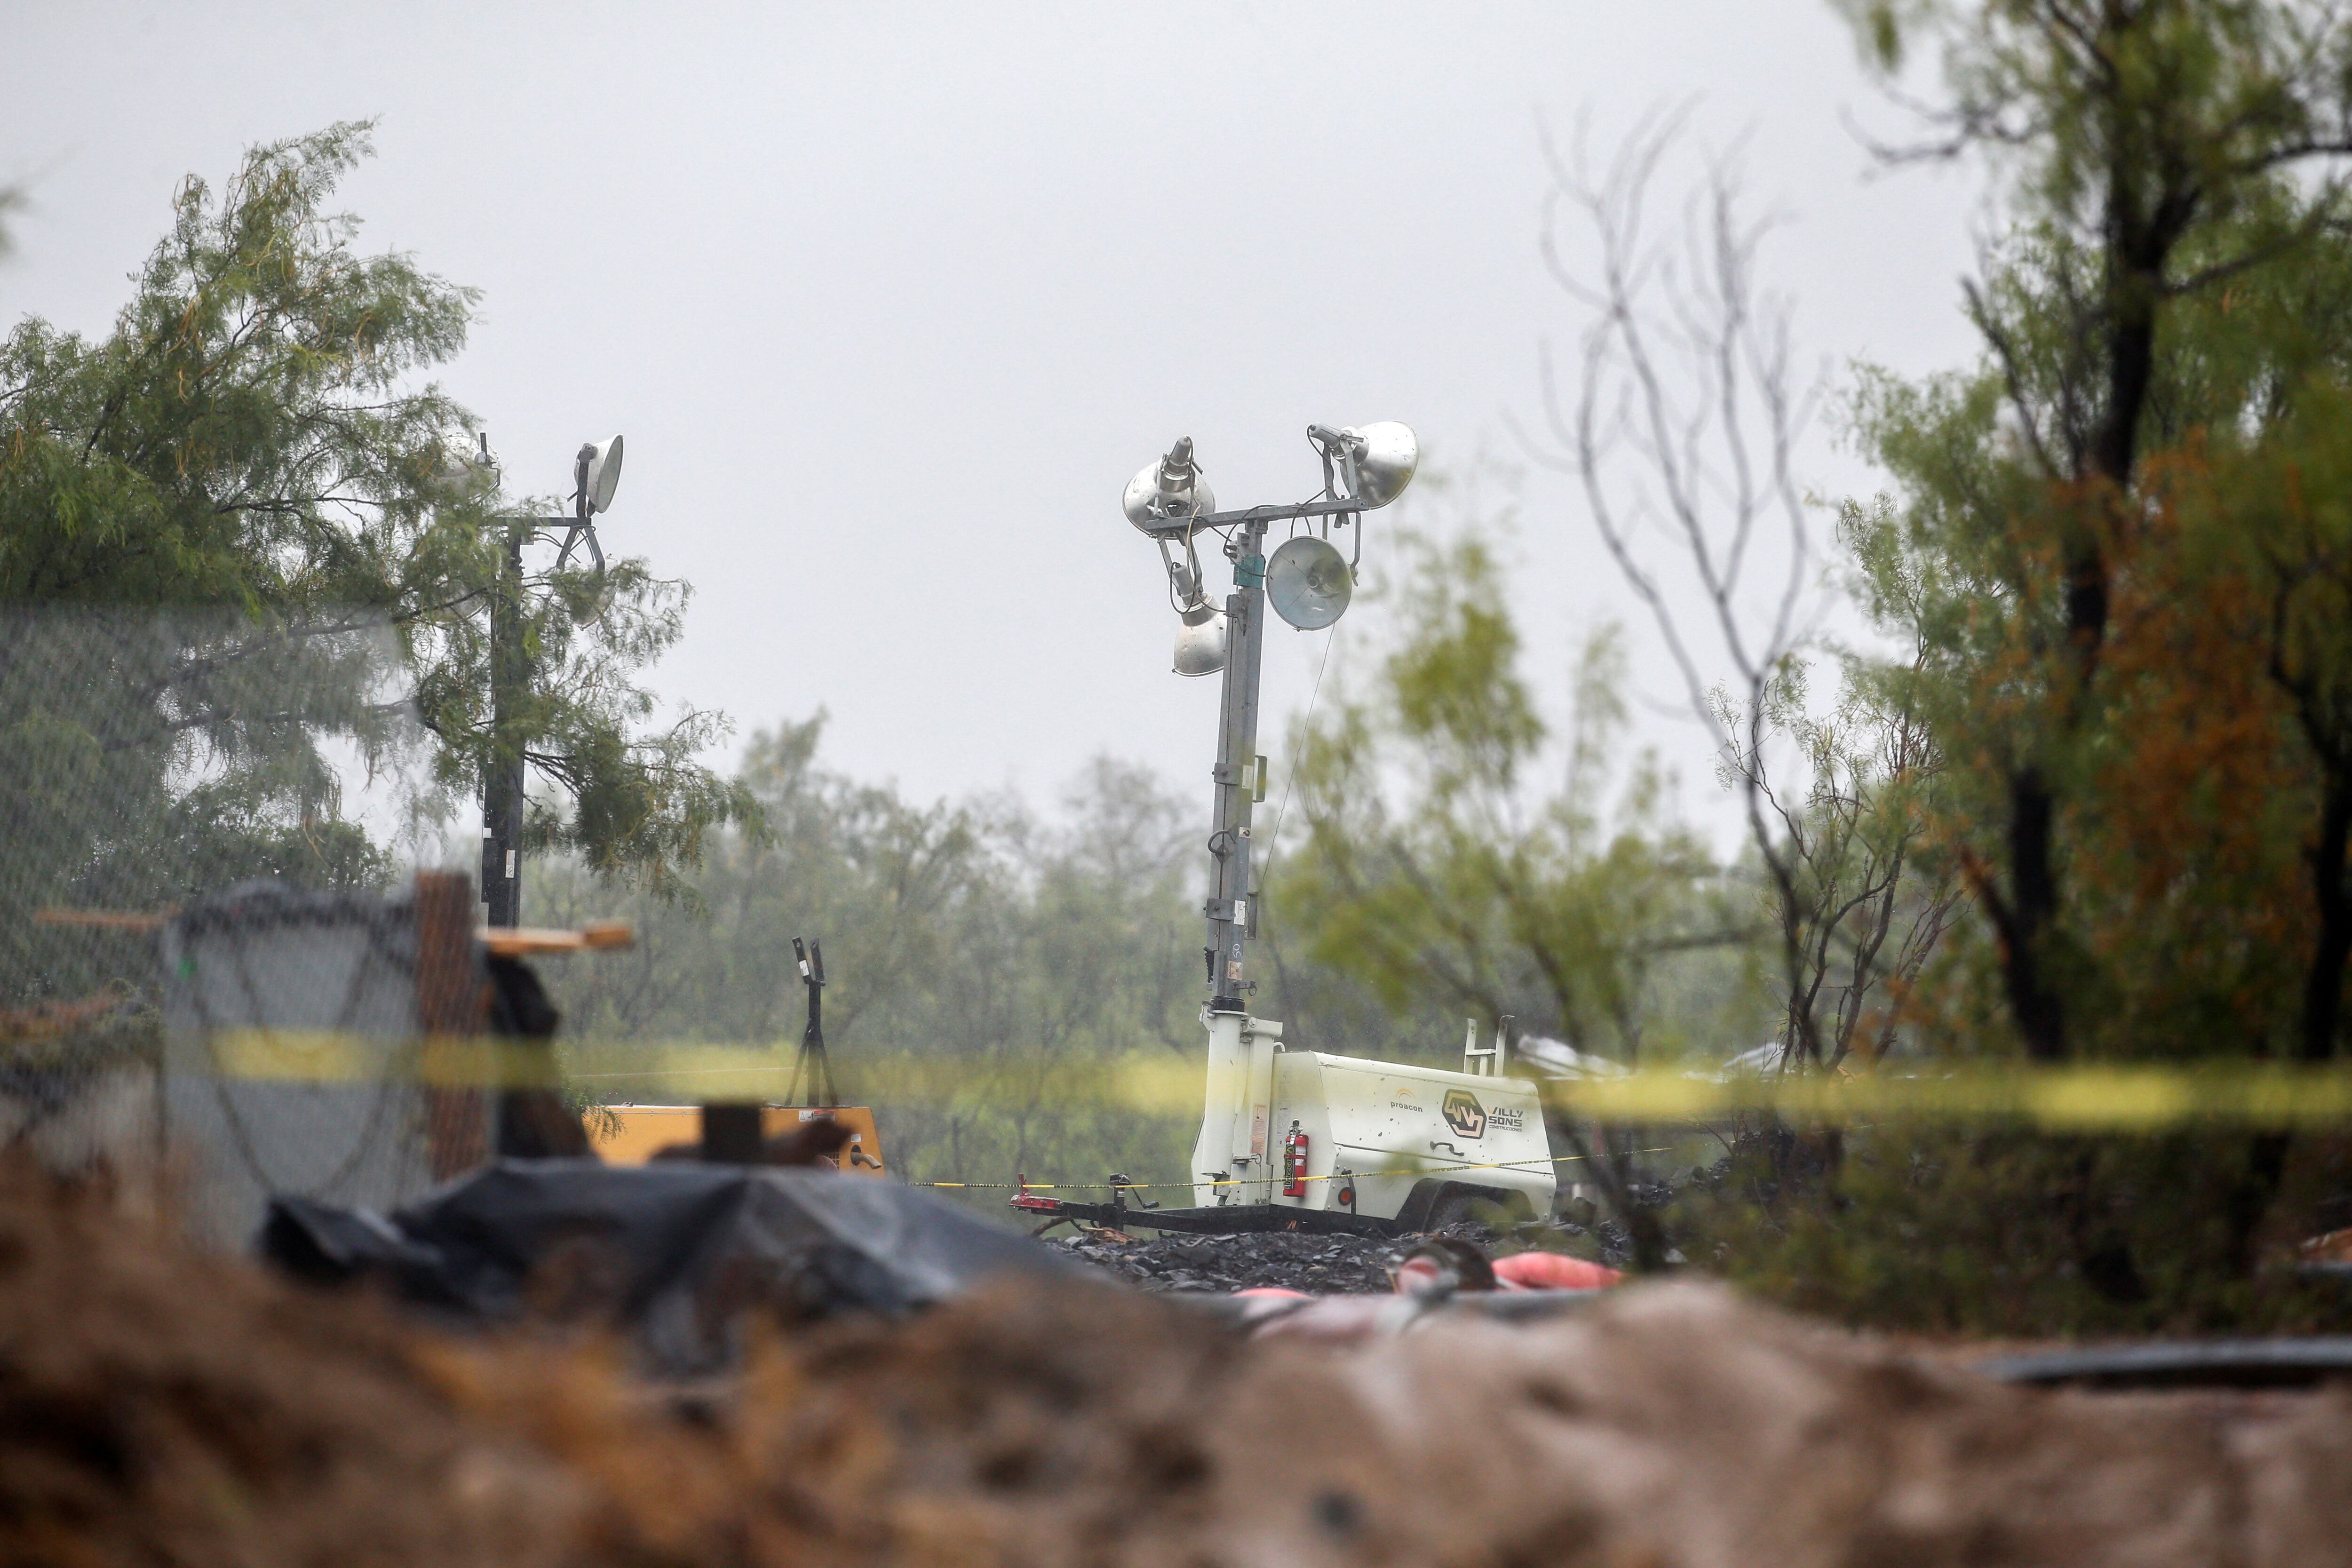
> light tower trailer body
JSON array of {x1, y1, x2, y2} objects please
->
[
  {"x1": 1017, "y1": 428, "x2": 1556, "y2": 1239},
  {"x1": 1196, "y1": 1014, "x2": 1555, "y2": 1229}
]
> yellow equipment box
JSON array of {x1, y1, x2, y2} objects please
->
[{"x1": 590, "y1": 1105, "x2": 887, "y2": 1177}]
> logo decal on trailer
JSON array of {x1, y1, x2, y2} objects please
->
[{"x1": 1441, "y1": 1089, "x2": 1486, "y2": 1139}]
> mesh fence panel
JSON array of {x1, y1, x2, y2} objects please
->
[
  {"x1": 0, "y1": 609, "x2": 467, "y2": 1245},
  {"x1": 160, "y1": 881, "x2": 493, "y2": 1246}
]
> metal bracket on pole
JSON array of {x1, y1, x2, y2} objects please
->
[{"x1": 1133, "y1": 497, "x2": 1363, "y2": 541}]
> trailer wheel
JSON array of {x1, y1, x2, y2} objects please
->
[
  {"x1": 1394, "y1": 1179, "x2": 1447, "y2": 1233},
  {"x1": 1425, "y1": 1183, "x2": 1536, "y2": 1231},
  {"x1": 1428, "y1": 1186, "x2": 1478, "y2": 1230}
]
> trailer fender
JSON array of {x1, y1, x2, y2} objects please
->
[{"x1": 1395, "y1": 1179, "x2": 1534, "y2": 1233}]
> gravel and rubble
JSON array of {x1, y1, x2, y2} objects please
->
[
  {"x1": 1046, "y1": 1218, "x2": 1618, "y2": 1293},
  {"x1": 1036, "y1": 1150, "x2": 1744, "y2": 1294}
]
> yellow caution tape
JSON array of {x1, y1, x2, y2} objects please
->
[
  {"x1": 913, "y1": 1145, "x2": 1681, "y2": 1194},
  {"x1": 194, "y1": 1029, "x2": 562, "y2": 1089},
  {"x1": 120, "y1": 1032, "x2": 2352, "y2": 1130},
  {"x1": 1539, "y1": 1065, "x2": 2352, "y2": 1129}
]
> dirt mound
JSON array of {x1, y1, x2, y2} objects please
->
[
  {"x1": 1286, "y1": 1290, "x2": 2352, "y2": 1567},
  {"x1": 9, "y1": 1170, "x2": 2352, "y2": 1568},
  {"x1": 0, "y1": 1169, "x2": 1231, "y2": 1568},
  {"x1": 0, "y1": 1171, "x2": 587, "y2": 1568}
]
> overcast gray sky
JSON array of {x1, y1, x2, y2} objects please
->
[{"x1": 3, "y1": 1, "x2": 1983, "y2": 845}]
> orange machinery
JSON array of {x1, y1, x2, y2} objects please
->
[
  {"x1": 590, "y1": 1104, "x2": 887, "y2": 1174},
  {"x1": 590, "y1": 935, "x2": 883, "y2": 1176}
]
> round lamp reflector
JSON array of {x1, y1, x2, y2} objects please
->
[
  {"x1": 584, "y1": 435, "x2": 623, "y2": 515},
  {"x1": 1123, "y1": 460, "x2": 1216, "y2": 533},
  {"x1": 1339, "y1": 421, "x2": 1418, "y2": 509},
  {"x1": 1173, "y1": 608, "x2": 1228, "y2": 677},
  {"x1": 1267, "y1": 535, "x2": 1353, "y2": 630}
]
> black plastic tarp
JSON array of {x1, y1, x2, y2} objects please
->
[{"x1": 263, "y1": 1158, "x2": 1092, "y2": 1373}]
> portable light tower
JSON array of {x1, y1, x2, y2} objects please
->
[
  {"x1": 1008, "y1": 421, "x2": 1552, "y2": 1236},
  {"x1": 1122, "y1": 422, "x2": 1420, "y2": 1202}
]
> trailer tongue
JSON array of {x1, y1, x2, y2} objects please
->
[{"x1": 1025, "y1": 426, "x2": 1559, "y2": 1239}]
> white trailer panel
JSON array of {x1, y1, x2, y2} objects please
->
[{"x1": 1264, "y1": 1051, "x2": 1554, "y2": 1222}]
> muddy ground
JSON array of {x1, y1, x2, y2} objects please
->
[{"x1": 8, "y1": 1172, "x2": 2352, "y2": 1568}]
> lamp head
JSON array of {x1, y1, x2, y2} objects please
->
[
  {"x1": 1172, "y1": 604, "x2": 1228, "y2": 677},
  {"x1": 1266, "y1": 535, "x2": 1353, "y2": 630},
  {"x1": 1312, "y1": 421, "x2": 1418, "y2": 509},
  {"x1": 576, "y1": 435, "x2": 623, "y2": 518},
  {"x1": 427, "y1": 430, "x2": 500, "y2": 501},
  {"x1": 1123, "y1": 436, "x2": 1217, "y2": 532}
]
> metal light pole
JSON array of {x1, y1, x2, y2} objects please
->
[
  {"x1": 473, "y1": 434, "x2": 624, "y2": 929},
  {"x1": 1122, "y1": 423, "x2": 1417, "y2": 1202},
  {"x1": 1203, "y1": 515, "x2": 1269, "y2": 1011},
  {"x1": 483, "y1": 520, "x2": 529, "y2": 927}
]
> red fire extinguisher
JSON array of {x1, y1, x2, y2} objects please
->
[{"x1": 1281, "y1": 1122, "x2": 1309, "y2": 1198}]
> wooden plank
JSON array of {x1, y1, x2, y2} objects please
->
[
  {"x1": 416, "y1": 871, "x2": 490, "y2": 1178},
  {"x1": 477, "y1": 920, "x2": 634, "y2": 957}
]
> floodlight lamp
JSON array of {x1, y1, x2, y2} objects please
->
[
  {"x1": 1313, "y1": 421, "x2": 1418, "y2": 509},
  {"x1": 576, "y1": 435, "x2": 623, "y2": 517},
  {"x1": 427, "y1": 430, "x2": 500, "y2": 501},
  {"x1": 1267, "y1": 535, "x2": 1353, "y2": 630},
  {"x1": 1173, "y1": 604, "x2": 1228, "y2": 677},
  {"x1": 1123, "y1": 436, "x2": 1217, "y2": 533}
]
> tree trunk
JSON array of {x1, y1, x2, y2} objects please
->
[
  {"x1": 1996, "y1": 267, "x2": 2165, "y2": 1070},
  {"x1": 2092, "y1": 277, "x2": 2159, "y2": 493},
  {"x1": 2300, "y1": 774, "x2": 2352, "y2": 1063},
  {"x1": 2005, "y1": 769, "x2": 2068, "y2": 1060},
  {"x1": 2000, "y1": 171, "x2": 2176, "y2": 1068}
]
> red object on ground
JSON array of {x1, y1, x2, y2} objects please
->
[
  {"x1": 1492, "y1": 1252, "x2": 1623, "y2": 1290},
  {"x1": 1233, "y1": 1287, "x2": 1312, "y2": 1300},
  {"x1": 1009, "y1": 1174, "x2": 1061, "y2": 1213}
]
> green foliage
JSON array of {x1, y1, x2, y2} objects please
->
[
  {"x1": 1829, "y1": 1, "x2": 2352, "y2": 1067},
  {"x1": 1682, "y1": 1123, "x2": 2352, "y2": 1335},
  {"x1": 1686, "y1": 0, "x2": 2352, "y2": 1330},
  {"x1": 1280, "y1": 530, "x2": 1759, "y2": 1062},
  {"x1": 1872, "y1": 1, "x2": 2350, "y2": 251},
  {"x1": 1, "y1": 122, "x2": 473, "y2": 611},
  {"x1": 0, "y1": 611, "x2": 407, "y2": 1005},
  {"x1": 2217, "y1": 390, "x2": 2352, "y2": 778},
  {"x1": 1839, "y1": 107, "x2": 2352, "y2": 1070},
  {"x1": 0, "y1": 123, "x2": 751, "y2": 1001}
]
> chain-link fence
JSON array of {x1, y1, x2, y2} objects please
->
[
  {"x1": 160, "y1": 878, "x2": 500, "y2": 1246},
  {"x1": 0, "y1": 609, "x2": 470, "y2": 1244}
]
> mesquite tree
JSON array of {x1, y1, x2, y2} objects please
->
[{"x1": 0, "y1": 123, "x2": 752, "y2": 996}]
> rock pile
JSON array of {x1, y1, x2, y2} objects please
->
[
  {"x1": 1049, "y1": 1227, "x2": 1409, "y2": 1292},
  {"x1": 1047, "y1": 1219, "x2": 1614, "y2": 1293}
]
